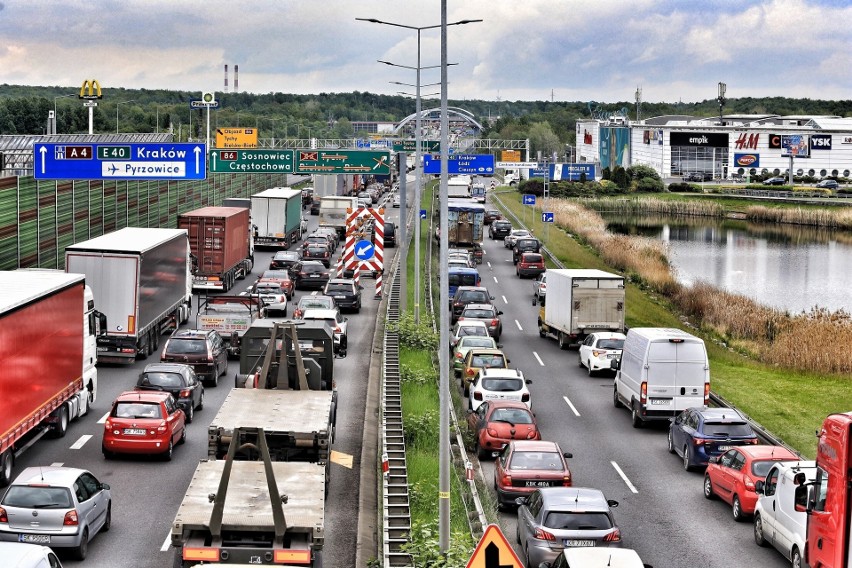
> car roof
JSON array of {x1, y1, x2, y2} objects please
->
[
  {"x1": 142, "y1": 363, "x2": 191, "y2": 374},
  {"x1": 169, "y1": 329, "x2": 210, "y2": 339},
  {"x1": 299, "y1": 260, "x2": 327, "y2": 267},
  {"x1": 12, "y1": 466, "x2": 90, "y2": 487},
  {"x1": 592, "y1": 332, "x2": 627, "y2": 340},
  {"x1": 299, "y1": 294, "x2": 334, "y2": 304},
  {"x1": 468, "y1": 348, "x2": 505, "y2": 355},
  {"x1": 302, "y1": 308, "x2": 339, "y2": 318},
  {"x1": 456, "y1": 286, "x2": 488, "y2": 293},
  {"x1": 326, "y1": 279, "x2": 356, "y2": 285},
  {"x1": 115, "y1": 390, "x2": 172, "y2": 403},
  {"x1": 274, "y1": 251, "x2": 300, "y2": 257},
  {"x1": 449, "y1": 267, "x2": 479, "y2": 274},
  {"x1": 480, "y1": 368, "x2": 523, "y2": 378},
  {"x1": 0, "y1": 542, "x2": 57, "y2": 565},
  {"x1": 462, "y1": 303, "x2": 495, "y2": 310},
  {"x1": 484, "y1": 400, "x2": 533, "y2": 411},
  {"x1": 693, "y1": 407, "x2": 747, "y2": 421},
  {"x1": 456, "y1": 320, "x2": 489, "y2": 329},
  {"x1": 509, "y1": 440, "x2": 560, "y2": 452},
  {"x1": 538, "y1": 487, "x2": 609, "y2": 509},
  {"x1": 728, "y1": 445, "x2": 800, "y2": 460},
  {"x1": 560, "y1": 548, "x2": 646, "y2": 567}
]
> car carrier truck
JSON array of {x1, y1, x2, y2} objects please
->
[
  {"x1": 537, "y1": 269, "x2": 626, "y2": 349},
  {"x1": 179, "y1": 206, "x2": 253, "y2": 292},
  {"x1": 0, "y1": 270, "x2": 102, "y2": 485},
  {"x1": 252, "y1": 187, "x2": 303, "y2": 248},
  {"x1": 65, "y1": 227, "x2": 192, "y2": 364}
]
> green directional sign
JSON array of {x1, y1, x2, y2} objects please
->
[
  {"x1": 208, "y1": 149, "x2": 294, "y2": 174},
  {"x1": 392, "y1": 139, "x2": 440, "y2": 152},
  {"x1": 294, "y1": 149, "x2": 391, "y2": 175}
]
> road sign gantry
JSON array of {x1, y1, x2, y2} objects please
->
[{"x1": 33, "y1": 143, "x2": 207, "y2": 180}]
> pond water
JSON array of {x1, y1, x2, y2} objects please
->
[{"x1": 603, "y1": 214, "x2": 852, "y2": 314}]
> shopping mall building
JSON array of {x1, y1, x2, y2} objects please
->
[{"x1": 575, "y1": 114, "x2": 852, "y2": 180}]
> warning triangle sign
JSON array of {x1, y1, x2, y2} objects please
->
[{"x1": 466, "y1": 524, "x2": 523, "y2": 568}]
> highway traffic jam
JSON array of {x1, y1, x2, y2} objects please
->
[{"x1": 1, "y1": 171, "x2": 850, "y2": 568}]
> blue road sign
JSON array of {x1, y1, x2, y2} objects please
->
[
  {"x1": 422, "y1": 154, "x2": 495, "y2": 175},
  {"x1": 522, "y1": 194, "x2": 536, "y2": 206},
  {"x1": 354, "y1": 239, "x2": 375, "y2": 261},
  {"x1": 542, "y1": 212, "x2": 554, "y2": 223},
  {"x1": 420, "y1": 209, "x2": 427, "y2": 219},
  {"x1": 33, "y1": 143, "x2": 207, "y2": 180}
]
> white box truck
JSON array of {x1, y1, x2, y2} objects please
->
[
  {"x1": 613, "y1": 327, "x2": 710, "y2": 428},
  {"x1": 319, "y1": 196, "x2": 358, "y2": 238},
  {"x1": 537, "y1": 269, "x2": 625, "y2": 349}
]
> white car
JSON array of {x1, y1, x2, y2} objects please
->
[
  {"x1": 252, "y1": 281, "x2": 289, "y2": 316},
  {"x1": 0, "y1": 542, "x2": 65, "y2": 567},
  {"x1": 532, "y1": 272, "x2": 546, "y2": 306},
  {"x1": 468, "y1": 368, "x2": 532, "y2": 412},
  {"x1": 392, "y1": 194, "x2": 401, "y2": 208},
  {"x1": 578, "y1": 332, "x2": 626, "y2": 376},
  {"x1": 301, "y1": 307, "x2": 348, "y2": 353},
  {"x1": 504, "y1": 229, "x2": 532, "y2": 249},
  {"x1": 448, "y1": 258, "x2": 472, "y2": 270},
  {"x1": 450, "y1": 320, "x2": 490, "y2": 353}
]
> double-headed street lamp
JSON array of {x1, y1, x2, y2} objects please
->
[{"x1": 116, "y1": 100, "x2": 135, "y2": 134}]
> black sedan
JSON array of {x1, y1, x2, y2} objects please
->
[
  {"x1": 302, "y1": 243, "x2": 332, "y2": 268},
  {"x1": 269, "y1": 250, "x2": 301, "y2": 270},
  {"x1": 289, "y1": 260, "x2": 331, "y2": 290},
  {"x1": 135, "y1": 363, "x2": 204, "y2": 423},
  {"x1": 763, "y1": 176, "x2": 787, "y2": 186}
]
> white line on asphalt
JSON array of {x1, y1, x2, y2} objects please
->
[
  {"x1": 493, "y1": 276, "x2": 499, "y2": 284},
  {"x1": 502, "y1": 295, "x2": 508, "y2": 304},
  {"x1": 562, "y1": 396, "x2": 581, "y2": 417},
  {"x1": 97, "y1": 412, "x2": 110, "y2": 424},
  {"x1": 50, "y1": 462, "x2": 63, "y2": 467},
  {"x1": 533, "y1": 352, "x2": 545, "y2": 366},
  {"x1": 611, "y1": 461, "x2": 639, "y2": 494},
  {"x1": 160, "y1": 533, "x2": 172, "y2": 552},
  {"x1": 311, "y1": 291, "x2": 317, "y2": 296},
  {"x1": 487, "y1": 261, "x2": 492, "y2": 269},
  {"x1": 515, "y1": 319, "x2": 523, "y2": 331},
  {"x1": 69, "y1": 435, "x2": 92, "y2": 450}
]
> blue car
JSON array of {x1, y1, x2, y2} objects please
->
[{"x1": 668, "y1": 407, "x2": 758, "y2": 471}]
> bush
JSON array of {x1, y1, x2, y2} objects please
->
[
  {"x1": 668, "y1": 182, "x2": 701, "y2": 192},
  {"x1": 627, "y1": 164, "x2": 662, "y2": 182},
  {"x1": 612, "y1": 166, "x2": 628, "y2": 189},
  {"x1": 634, "y1": 177, "x2": 665, "y2": 193},
  {"x1": 390, "y1": 313, "x2": 439, "y2": 350},
  {"x1": 601, "y1": 167, "x2": 611, "y2": 181}
]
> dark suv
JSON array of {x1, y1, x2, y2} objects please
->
[
  {"x1": 384, "y1": 221, "x2": 397, "y2": 247},
  {"x1": 450, "y1": 286, "x2": 495, "y2": 323},
  {"x1": 302, "y1": 243, "x2": 332, "y2": 268},
  {"x1": 136, "y1": 363, "x2": 204, "y2": 423},
  {"x1": 489, "y1": 220, "x2": 512, "y2": 240},
  {"x1": 289, "y1": 260, "x2": 331, "y2": 290},
  {"x1": 324, "y1": 278, "x2": 363, "y2": 312},
  {"x1": 512, "y1": 238, "x2": 541, "y2": 264},
  {"x1": 160, "y1": 329, "x2": 227, "y2": 387}
]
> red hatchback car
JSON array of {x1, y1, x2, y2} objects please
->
[
  {"x1": 703, "y1": 445, "x2": 800, "y2": 521},
  {"x1": 494, "y1": 440, "x2": 573, "y2": 508},
  {"x1": 468, "y1": 401, "x2": 541, "y2": 459},
  {"x1": 102, "y1": 391, "x2": 186, "y2": 461},
  {"x1": 516, "y1": 252, "x2": 545, "y2": 278}
]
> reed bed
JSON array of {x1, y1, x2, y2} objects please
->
[
  {"x1": 579, "y1": 197, "x2": 726, "y2": 218},
  {"x1": 745, "y1": 205, "x2": 852, "y2": 230},
  {"x1": 765, "y1": 308, "x2": 852, "y2": 375}
]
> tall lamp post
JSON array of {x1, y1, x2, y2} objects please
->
[
  {"x1": 53, "y1": 94, "x2": 75, "y2": 135},
  {"x1": 717, "y1": 82, "x2": 727, "y2": 126},
  {"x1": 116, "y1": 100, "x2": 135, "y2": 134}
]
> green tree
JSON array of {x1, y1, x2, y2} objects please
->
[{"x1": 528, "y1": 121, "x2": 561, "y2": 159}]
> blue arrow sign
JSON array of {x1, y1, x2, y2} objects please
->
[
  {"x1": 354, "y1": 239, "x2": 375, "y2": 261},
  {"x1": 420, "y1": 209, "x2": 427, "y2": 219},
  {"x1": 522, "y1": 194, "x2": 536, "y2": 206},
  {"x1": 33, "y1": 143, "x2": 207, "y2": 180},
  {"x1": 542, "y1": 212, "x2": 554, "y2": 223},
  {"x1": 422, "y1": 154, "x2": 495, "y2": 175}
]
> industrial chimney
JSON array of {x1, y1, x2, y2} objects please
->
[
  {"x1": 224, "y1": 64, "x2": 228, "y2": 93},
  {"x1": 234, "y1": 65, "x2": 239, "y2": 93}
]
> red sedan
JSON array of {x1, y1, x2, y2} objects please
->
[
  {"x1": 494, "y1": 440, "x2": 573, "y2": 509},
  {"x1": 102, "y1": 391, "x2": 186, "y2": 461},
  {"x1": 467, "y1": 401, "x2": 541, "y2": 459},
  {"x1": 703, "y1": 445, "x2": 800, "y2": 521}
]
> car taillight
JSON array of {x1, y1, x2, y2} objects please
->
[
  {"x1": 526, "y1": 430, "x2": 538, "y2": 439},
  {"x1": 521, "y1": 393, "x2": 530, "y2": 402},
  {"x1": 104, "y1": 420, "x2": 112, "y2": 430},
  {"x1": 541, "y1": 284, "x2": 547, "y2": 291},
  {"x1": 745, "y1": 477, "x2": 756, "y2": 491},
  {"x1": 487, "y1": 428, "x2": 498, "y2": 437},
  {"x1": 458, "y1": 317, "x2": 466, "y2": 321},
  {"x1": 465, "y1": 368, "x2": 476, "y2": 377},
  {"x1": 604, "y1": 529, "x2": 621, "y2": 542},
  {"x1": 0, "y1": 506, "x2": 7, "y2": 522},
  {"x1": 63, "y1": 510, "x2": 79, "y2": 526},
  {"x1": 592, "y1": 350, "x2": 603, "y2": 357},
  {"x1": 490, "y1": 319, "x2": 498, "y2": 326},
  {"x1": 693, "y1": 438, "x2": 706, "y2": 445},
  {"x1": 704, "y1": 383, "x2": 710, "y2": 405},
  {"x1": 563, "y1": 474, "x2": 572, "y2": 486},
  {"x1": 324, "y1": 252, "x2": 329, "y2": 257},
  {"x1": 533, "y1": 528, "x2": 556, "y2": 541},
  {"x1": 454, "y1": 352, "x2": 463, "y2": 359},
  {"x1": 640, "y1": 381, "x2": 647, "y2": 404},
  {"x1": 746, "y1": 438, "x2": 760, "y2": 444},
  {"x1": 180, "y1": 389, "x2": 191, "y2": 398},
  {"x1": 157, "y1": 420, "x2": 167, "y2": 433},
  {"x1": 334, "y1": 326, "x2": 341, "y2": 333},
  {"x1": 473, "y1": 392, "x2": 483, "y2": 401}
]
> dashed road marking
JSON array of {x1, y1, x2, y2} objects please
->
[
  {"x1": 97, "y1": 412, "x2": 110, "y2": 424},
  {"x1": 533, "y1": 352, "x2": 545, "y2": 366},
  {"x1": 502, "y1": 295, "x2": 508, "y2": 304},
  {"x1": 562, "y1": 396, "x2": 580, "y2": 417},
  {"x1": 612, "y1": 461, "x2": 639, "y2": 493},
  {"x1": 487, "y1": 261, "x2": 492, "y2": 269},
  {"x1": 69, "y1": 435, "x2": 92, "y2": 450},
  {"x1": 50, "y1": 462, "x2": 64, "y2": 467},
  {"x1": 493, "y1": 276, "x2": 499, "y2": 284},
  {"x1": 160, "y1": 533, "x2": 172, "y2": 552},
  {"x1": 514, "y1": 320, "x2": 523, "y2": 331}
]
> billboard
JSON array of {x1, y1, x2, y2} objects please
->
[
  {"x1": 734, "y1": 153, "x2": 760, "y2": 168},
  {"x1": 780, "y1": 135, "x2": 810, "y2": 158},
  {"x1": 598, "y1": 127, "x2": 630, "y2": 170},
  {"x1": 526, "y1": 163, "x2": 596, "y2": 180}
]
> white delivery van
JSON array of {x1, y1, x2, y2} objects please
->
[
  {"x1": 613, "y1": 328, "x2": 709, "y2": 428},
  {"x1": 753, "y1": 460, "x2": 817, "y2": 568}
]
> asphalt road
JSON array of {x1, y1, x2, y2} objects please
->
[
  {"x1": 11, "y1": 191, "x2": 401, "y2": 568},
  {"x1": 468, "y1": 187, "x2": 789, "y2": 567}
]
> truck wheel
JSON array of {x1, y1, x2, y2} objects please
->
[
  {"x1": 631, "y1": 403, "x2": 644, "y2": 429},
  {"x1": 138, "y1": 333, "x2": 150, "y2": 360},
  {"x1": 558, "y1": 332, "x2": 569, "y2": 350},
  {"x1": 612, "y1": 387, "x2": 622, "y2": 408},
  {"x1": 0, "y1": 450, "x2": 13, "y2": 486},
  {"x1": 50, "y1": 405, "x2": 69, "y2": 438},
  {"x1": 538, "y1": 321, "x2": 546, "y2": 338},
  {"x1": 790, "y1": 546, "x2": 802, "y2": 568}
]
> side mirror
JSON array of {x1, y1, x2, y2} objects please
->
[
  {"x1": 506, "y1": 359, "x2": 511, "y2": 364},
  {"x1": 610, "y1": 359, "x2": 620, "y2": 370},
  {"x1": 100, "y1": 483, "x2": 111, "y2": 491},
  {"x1": 755, "y1": 480, "x2": 765, "y2": 494},
  {"x1": 708, "y1": 455, "x2": 720, "y2": 464},
  {"x1": 514, "y1": 496, "x2": 528, "y2": 506},
  {"x1": 793, "y1": 472, "x2": 807, "y2": 486},
  {"x1": 607, "y1": 499, "x2": 619, "y2": 508},
  {"x1": 359, "y1": 285, "x2": 364, "y2": 290},
  {"x1": 490, "y1": 295, "x2": 495, "y2": 300},
  {"x1": 344, "y1": 317, "x2": 349, "y2": 322},
  {"x1": 496, "y1": 344, "x2": 503, "y2": 349},
  {"x1": 497, "y1": 311, "x2": 504, "y2": 315},
  {"x1": 563, "y1": 452, "x2": 573, "y2": 459}
]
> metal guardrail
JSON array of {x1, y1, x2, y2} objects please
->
[{"x1": 491, "y1": 190, "x2": 798, "y2": 453}]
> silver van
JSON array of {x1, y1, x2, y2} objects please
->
[
  {"x1": 613, "y1": 328, "x2": 709, "y2": 428},
  {"x1": 753, "y1": 460, "x2": 817, "y2": 568}
]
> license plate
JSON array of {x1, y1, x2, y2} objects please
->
[
  {"x1": 649, "y1": 398, "x2": 671, "y2": 405},
  {"x1": 564, "y1": 539, "x2": 594, "y2": 547},
  {"x1": 524, "y1": 481, "x2": 550, "y2": 487},
  {"x1": 607, "y1": 354, "x2": 619, "y2": 359},
  {"x1": 97, "y1": 347, "x2": 109, "y2": 352},
  {"x1": 123, "y1": 428, "x2": 146, "y2": 435},
  {"x1": 19, "y1": 534, "x2": 50, "y2": 544},
  {"x1": 717, "y1": 445, "x2": 732, "y2": 451},
  {"x1": 310, "y1": 274, "x2": 319, "y2": 278}
]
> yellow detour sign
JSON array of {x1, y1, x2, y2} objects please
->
[
  {"x1": 501, "y1": 150, "x2": 521, "y2": 162},
  {"x1": 466, "y1": 524, "x2": 523, "y2": 568},
  {"x1": 215, "y1": 127, "x2": 259, "y2": 149}
]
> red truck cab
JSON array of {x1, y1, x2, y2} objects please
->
[{"x1": 798, "y1": 412, "x2": 852, "y2": 568}]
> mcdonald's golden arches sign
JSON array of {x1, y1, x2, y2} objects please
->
[{"x1": 79, "y1": 79, "x2": 102, "y2": 100}]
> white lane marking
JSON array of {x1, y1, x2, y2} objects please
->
[
  {"x1": 611, "y1": 461, "x2": 639, "y2": 494},
  {"x1": 311, "y1": 291, "x2": 318, "y2": 296},
  {"x1": 69, "y1": 435, "x2": 92, "y2": 450},
  {"x1": 50, "y1": 462, "x2": 63, "y2": 467},
  {"x1": 97, "y1": 412, "x2": 110, "y2": 424},
  {"x1": 533, "y1": 352, "x2": 545, "y2": 366},
  {"x1": 493, "y1": 276, "x2": 499, "y2": 284},
  {"x1": 502, "y1": 295, "x2": 508, "y2": 304},
  {"x1": 487, "y1": 261, "x2": 492, "y2": 269},
  {"x1": 160, "y1": 532, "x2": 172, "y2": 552},
  {"x1": 562, "y1": 396, "x2": 581, "y2": 417},
  {"x1": 514, "y1": 319, "x2": 523, "y2": 331}
]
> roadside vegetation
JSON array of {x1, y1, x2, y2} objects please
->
[{"x1": 492, "y1": 189, "x2": 851, "y2": 456}]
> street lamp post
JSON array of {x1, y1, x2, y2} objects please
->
[
  {"x1": 53, "y1": 94, "x2": 75, "y2": 135},
  {"x1": 116, "y1": 100, "x2": 135, "y2": 134}
]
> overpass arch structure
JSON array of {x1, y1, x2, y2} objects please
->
[{"x1": 393, "y1": 106, "x2": 484, "y2": 135}]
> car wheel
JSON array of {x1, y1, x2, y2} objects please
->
[
  {"x1": 578, "y1": 353, "x2": 585, "y2": 367},
  {"x1": 667, "y1": 430, "x2": 676, "y2": 454},
  {"x1": 732, "y1": 495, "x2": 744, "y2": 522},
  {"x1": 102, "y1": 503, "x2": 112, "y2": 532},
  {"x1": 703, "y1": 474, "x2": 716, "y2": 499},
  {"x1": 613, "y1": 387, "x2": 622, "y2": 409},
  {"x1": 753, "y1": 513, "x2": 767, "y2": 547},
  {"x1": 791, "y1": 546, "x2": 802, "y2": 568},
  {"x1": 197, "y1": 390, "x2": 204, "y2": 411},
  {"x1": 178, "y1": 426, "x2": 187, "y2": 445},
  {"x1": 631, "y1": 404, "x2": 643, "y2": 429},
  {"x1": 102, "y1": 445, "x2": 114, "y2": 460},
  {"x1": 208, "y1": 373, "x2": 218, "y2": 388},
  {"x1": 683, "y1": 446, "x2": 693, "y2": 471},
  {"x1": 163, "y1": 440, "x2": 174, "y2": 461},
  {"x1": 185, "y1": 404, "x2": 194, "y2": 424},
  {"x1": 72, "y1": 528, "x2": 89, "y2": 560},
  {"x1": 587, "y1": 360, "x2": 594, "y2": 377}
]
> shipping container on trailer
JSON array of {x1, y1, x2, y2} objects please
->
[
  {"x1": 65, "y1": 227, "x2": 192, "y2": 364},
  {"x1": 251, "y1": 187, "x2": 303, "y2": 248},
  {"x1": 179, "y1": 206, "x2": 253, "y2": 292}
]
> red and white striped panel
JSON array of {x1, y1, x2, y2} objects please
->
[{"x1": 341, "y1": 207, "x2": 385, "y2": 298}]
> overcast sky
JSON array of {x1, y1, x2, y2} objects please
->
[{"x1": 1, "y1": 0, "x2": 850, "y2": 104}]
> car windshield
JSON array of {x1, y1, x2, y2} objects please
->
[
  {"x1": 597, "y1": 339, "x2": 625, "y2": 350},
  {"x1": 482, "y1": 378, "x2": 522, "y2": 391},
  {"x1": 140, "y1": 372, "x2": 184, "y2": 388},
  {"x1": 256, "y1": 285, "x2": 283, "y2": 294},
  {"x1": 702, "y1": 422, "x2": 754, "y2": 437},
  {"x1": 518, "y1": 240, "x2": 538, "y2": 248},
  {"x1": 461, "y1": 337, "x2": 495, "y2": 348},
  {"x1": 326, "y1": 283, "x2": 353, "y2": 293},
  {"x1": 472, "y1": 355, "x2": 506, "y2": 367},
  {"x1": 509, "y1": 451, "x2": 564, "y2": 471},
  {"x1": 459, "y1": 291, "x2": 488, "y2": 303},
  {"x1": 459, "y1": 326, "x2": 488, "y2": 337},
  {"x1": 276, "y1": 252, "x2": 299, "y2": 260},
  {"x1": 114, "y1": 401, "x2": 163, "y2": 419},
  {"x1": 491, "y1": 408, "x2": 533, "y2": 424},
  {"x1": 523, "y1": 254, "x2": 543, "y2": 263},
  {"x1": 300, "y1": 299, "x2": 333, "y2": 310},
  {"x1": 304, "y1": 317, "x2": 337, "y2": 328},
  {"x1": 302, "y1": 264, "x2": 325, "y2": 273},
  {"x1": 544, "y1": 511, "x2": 612, "y2": 530},
  {"x1": 2, "y1": 486, "x2": 73, "y2": 509},
  {"x1": 463, "y1": 309, "x2": 494, "y2": 318},
  {"x1": 166, "y1": 338, "x2": 208, "y2": 355},
  {"x1": 449, "y1": 273, "x2": 479, "y2": 287}
]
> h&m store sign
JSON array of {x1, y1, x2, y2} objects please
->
[{"x1": 670, "y1": 132, "x2": 729, "y2": 147}]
